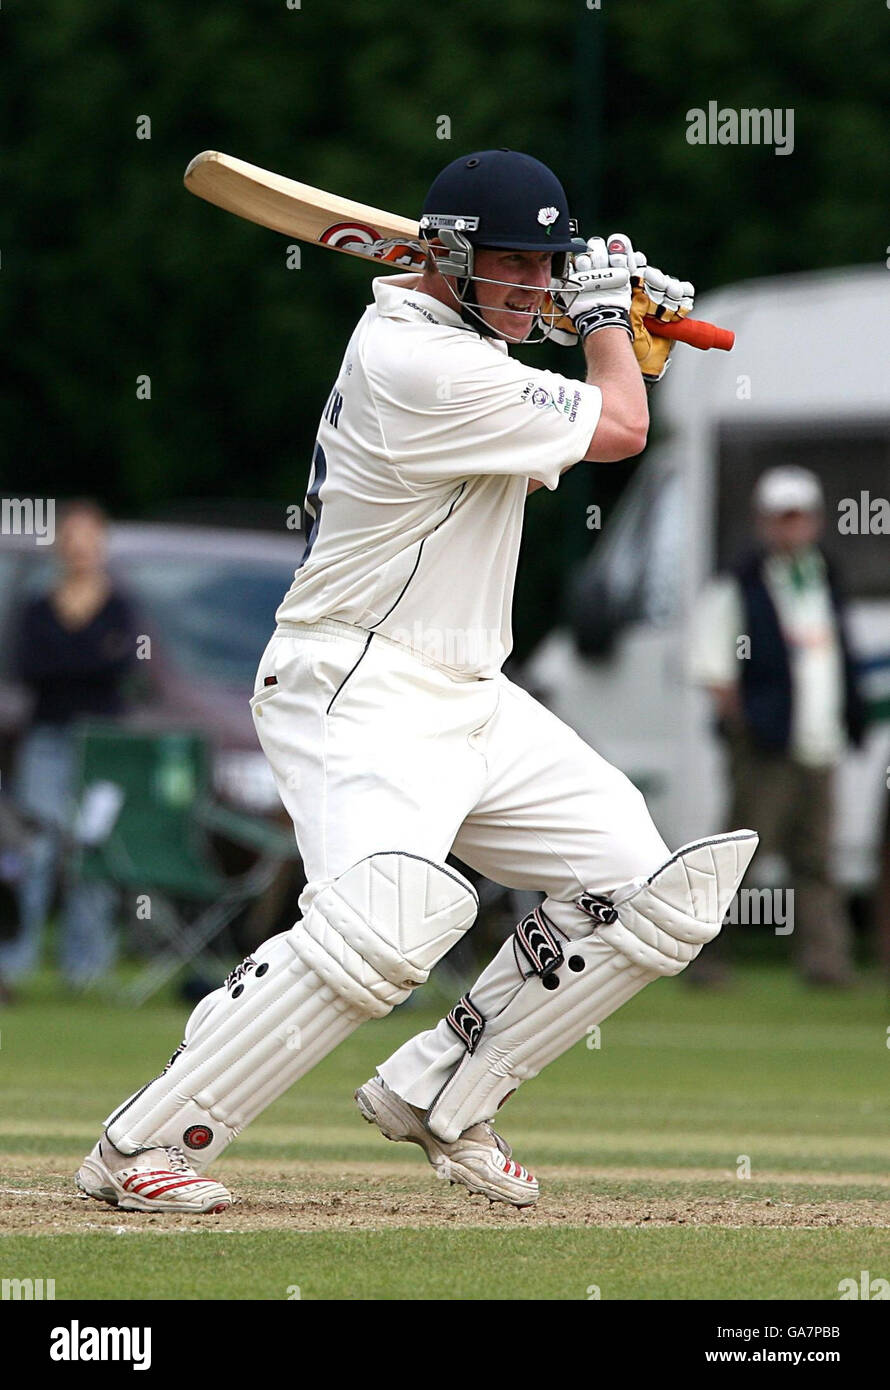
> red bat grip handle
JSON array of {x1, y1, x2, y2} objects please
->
[{"x1": 644, "y1": 315, "x2": 734, "y2": 351}]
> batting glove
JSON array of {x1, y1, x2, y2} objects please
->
[
  {"x1": 629, "y1": 259, "x2": 695, "y2": 383},
  {"x1": 541, "y1": 233, "x2": 638, "y2": 346}
]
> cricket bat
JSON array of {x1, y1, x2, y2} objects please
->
[{"x1": 184, "y1": 151, "x2": 734, "y2": 352}]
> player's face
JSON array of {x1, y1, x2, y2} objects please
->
[
  {"x1": 757, "y1": 508, "x2": 823, "y2": 554},
  {"x1": 472, "y1": 248, "x2": 554, "y2": 341},
  {"x1": 58, "y1": 513, "x2": 107, "y2": 575}
]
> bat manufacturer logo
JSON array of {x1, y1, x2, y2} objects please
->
[
  {"x1": 320, "y1": 220, "x2": 386, "y2": 251},
  {"x1": 319, "y1": 222, "x2": 427, "y2": 270}
]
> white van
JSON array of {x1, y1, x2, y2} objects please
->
[{"x1": 526, "y1": 266, "x2": 890, "y2": 889}]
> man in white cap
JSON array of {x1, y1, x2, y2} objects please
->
[{"x1": 691, "y1": 465, "x2": 865, "y2": 985}]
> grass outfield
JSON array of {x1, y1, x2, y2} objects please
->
[{"x1": 1, "y1": 962, "x2": 889, "y2": 1299}]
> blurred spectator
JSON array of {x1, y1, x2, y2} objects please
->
[
  {"x1": 0, "y1": 794, "x2": 32, "y2": 1004},
  {"x1": 878, "y1": 791, "x2": 890, "y2": 980},
  {"x1": 0, "y1": 501, "x2": 136, "y2": 988},
  {"x1": 691, "y1": 466, "x2": 865, "y2": 986}
]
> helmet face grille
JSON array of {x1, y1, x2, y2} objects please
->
[
  {"x1": 425, "y1": 227, "x2": 575, "y2": 346},
  {"x1": 421, "y1": 149, "x2": 576, "y2": 254}
]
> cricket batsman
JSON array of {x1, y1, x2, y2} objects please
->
[{"x1": 77, "y1": 150, "x2": 757, "y2": 1213}]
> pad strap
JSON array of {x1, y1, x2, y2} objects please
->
[
  {"x1": 445, "y1": 995, "x2": 485, "y2": 1054},
  {"x1": 575, "y1": 892, "x2": 618, "y2": 925},
  {"x1": 514, "y1": 906, "x2": 565, "y2": 977}
]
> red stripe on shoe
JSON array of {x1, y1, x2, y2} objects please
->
[
  {"x1": 127, "y1": 1177, "x2": 216, "y2": 1197},
  {"x1": 122, "y1": 1170, "x2": 194, "y2": 1188},
  {"x1": 128, "y1": 1179, "x2": 220, "y2": 1201},
  {"x1": 127, "y1": 1175, "x2": 212, "y2": 1191}
]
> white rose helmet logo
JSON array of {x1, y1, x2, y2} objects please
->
[{"x1": 537, "y1": 206, "x2": 559, "y2": 235}]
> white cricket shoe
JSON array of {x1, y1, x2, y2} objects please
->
[
  {"x1": 355, "y1": 1075, "x2": 538, "y2": 1207},
  {"x1": 76, "y1": 1137, "x2": 232, "y2": 1214}
]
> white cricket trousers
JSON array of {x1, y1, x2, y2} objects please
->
[{"x1": 251, "y1": 619, "x2": 669, "y2": 1107}]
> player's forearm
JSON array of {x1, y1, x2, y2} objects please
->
[
  {"x1": 582, "y1": 329, "x2": 649, "y2": 462},
  {"x1": 526, "y1": 332, "x2": 647, "y2": 497}
]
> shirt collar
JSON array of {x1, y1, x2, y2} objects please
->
[{"x1": 371, "y1": 274, "x2": 508, "y2": 352}]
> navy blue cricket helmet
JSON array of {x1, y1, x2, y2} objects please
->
[{"x1": 420, "y1": 149, "x2": 576, "y2": 252}]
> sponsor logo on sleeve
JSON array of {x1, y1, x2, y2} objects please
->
[
  {"x1": 520, "y1": 381, "x2": 552, "y2": 409},
  {"x1": 556, "y1": 385, "x2": 582, "y2": 423},
  {"x1": 521, "y1": 381, "x2": 582, "y2": 422}
]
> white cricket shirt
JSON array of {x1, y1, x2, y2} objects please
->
[{"x1": 276, "y1": 275, "x2": 602, "y2": 677}]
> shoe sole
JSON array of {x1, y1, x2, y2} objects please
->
[{"x1": 355, "y1": 1082, "x2": 538, "y2": 1208}]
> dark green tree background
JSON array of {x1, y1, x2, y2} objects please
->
[{"x1": 3, "y1": 0, "x2": 888, "y2": 653}]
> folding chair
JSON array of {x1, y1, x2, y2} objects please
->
[
  {"x1": 71, "y1": 722, "x2": 300, "y2": 1005},
  {"x1": 0, "y1": 792, "x2": 34, "y2": 943}
]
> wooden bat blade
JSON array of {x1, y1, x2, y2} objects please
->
[
  {"x1": 184, "y1": 150, "x2": 428, "y2": 271},
  {"x1": 184, "y1": 152, "x2": 733, "y2": 350}
]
